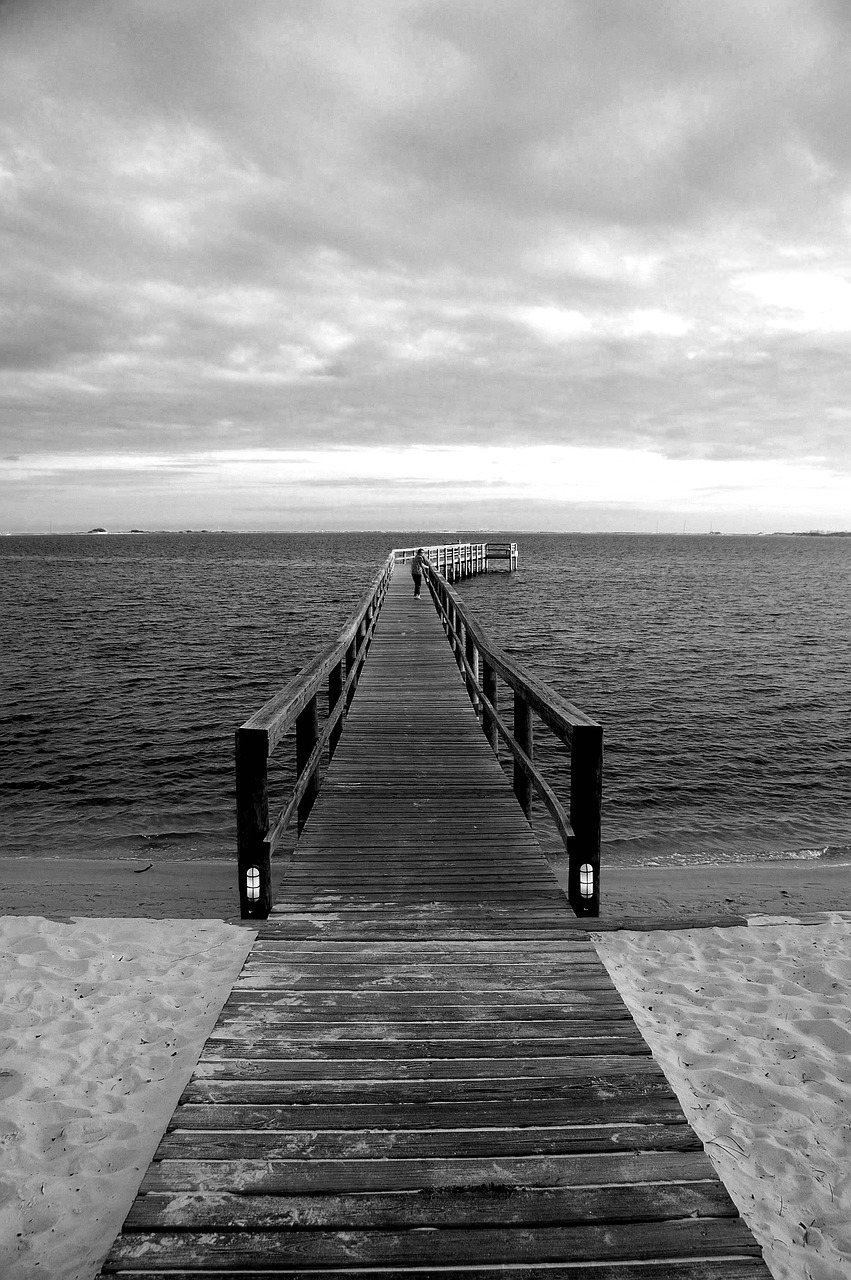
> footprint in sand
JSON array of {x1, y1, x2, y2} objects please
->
[{"x1": 0, "y1": 1069, "x2": 23, "y2": 1102}]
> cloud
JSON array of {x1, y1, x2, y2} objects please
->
[{"x1": 2, "y1": 1, "x2": 851, "y2": 527}]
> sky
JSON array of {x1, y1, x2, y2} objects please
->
[{"x1": 2, "y1": 0, "x2": 851, "y2": 533}]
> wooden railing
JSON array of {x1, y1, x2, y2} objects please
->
[
  {"x1": 394, "y1": 542, "x2": 517, "y2": 579},
  {"x1": 423, "y1": 561, "x2": 603, "y2": 917},
  {"x1": 235, "y1": 553, "x2": 394, "y2": 918}
]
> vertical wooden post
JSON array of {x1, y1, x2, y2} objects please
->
[
  {"x1": 363, "y1": 602, "x2": 374, "y2": 656},
  {"x1": 345, "y1": 636, "x2": 357, "y2": 708},
  {"x1": 482, "y1": 659, "x2": 498, "y2": 752},
  {"x1": 455, "y1": 619, "x2": 465, "y2": 673},
  {"x1": 296, "y1": 695, "x2": 320, "y2": 834},
  {"x1": 235, "y1": 727, "x2": 271, "y2": 919},
  {"x1": 513, "y1": 691, "x2": 533, "y2": 821},
  {"x1": 464, "y1": 629, "x2": 478, "y2": 709},
  {"x1": 567, "y1": 724, "x2": 603, "y2": 917},
  {"x1": 328, "y1": 660, "x2": 343, "y2": 759}
]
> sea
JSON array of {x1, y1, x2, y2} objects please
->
[{"x1": 2, "y1": 531, "x2": 850, "y2": 873}]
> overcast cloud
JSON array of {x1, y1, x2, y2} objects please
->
[{"x1": 2, "y1": 0, "x2": 851, "y2": 530}]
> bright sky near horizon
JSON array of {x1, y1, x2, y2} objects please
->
[{"x1": 2, "y1": 0, "x2": 851, "y2": 533}]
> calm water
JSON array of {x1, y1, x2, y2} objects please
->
[{"x1": 2, "y1": 532, "x2": 850, "y2": 870}]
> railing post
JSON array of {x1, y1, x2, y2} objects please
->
[
  {"x1": 465, "y1": 629, "x2": 478, "y2": 710},
  {"x1": 296, "y1": 694, "x2": 319, "y2": 834},
  {"x1": 345, "y1": 636, "x2": 357, "y2": 708},
  {"x1": 513, "y1": 691, "x2": 533, "y2": 821},
  {"x1": 235, "y1": 728, "x2": 271, "y2": 919},
  {"x1": 567, "y1": 725, "x2": 603, "y2": 917},
  {"x1": 328, "y1": 660, "x2": 343, "y2": 759},
  {"x1": 482, "y1": 658, "x2": 498, "y2": 752}
]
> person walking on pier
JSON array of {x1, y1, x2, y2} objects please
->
[{"x1": 411, "y1": 547, "x2": 427, "y2": 598}]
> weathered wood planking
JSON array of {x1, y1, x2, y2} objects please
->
[{"x1": 100, "y1": 572, "x2": 771, "y2": 1277}]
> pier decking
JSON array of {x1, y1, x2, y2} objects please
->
[{"x1": 101, "y1": 549, "x2": 771, "y2": 1277}]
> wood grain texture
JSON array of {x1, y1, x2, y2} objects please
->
[{"x1": 100, "y1": 569, "x2": 770, "y2": 1276}]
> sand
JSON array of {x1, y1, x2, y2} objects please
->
[
  {"x1": 2, "y1": 852, "x2": 850, "y2": 921},
  {"x1": 3, "y1": 857, "x2": 851, "y2": 1279},
  {"x1": 0, "y1": 917, "x2": 255, "y2": 1280},
  {"x1": 595, "y1": 917, "x2": 851, "y2": 1280}
]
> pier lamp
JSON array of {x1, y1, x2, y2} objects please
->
[
  {"x1": 579, "y1": 863, "x2": 595, "y2": 901},
  {"x1": 246, "y1": 865, "x2": 261, "y2": 903}
]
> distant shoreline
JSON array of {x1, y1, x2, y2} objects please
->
[{"x1": 5, "y1": 528, "x2": 851, "y2": 538}]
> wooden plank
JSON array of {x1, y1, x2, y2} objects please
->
[
  {"x1": 99, "y1": 1263, "x2": 773, "y2": 1280},
  {"x1": 219, "y1": 992, "x2": 630, "y2": 1014},
  {"x1": 180, "y1": 1068, "x2": 673, "y2": 1106},
  {"x1": 101, "y1": 1263, "x2": 772, "y2": 1280},
  {"x1": 202, "y1": 1036, "x2": 650, "y2": 1060},
  {"x1": 125, "y1": 1181, "x2": 738, "y2": 1230},
  {"x1": 104, "y1": 1218, "x2": 764, "y2": 1269},
  {"x1": 141, "y1": 1148, "x2": 721, "y2": 1194},
  {"x1": 169, "y1": 1092, "x2": 686, "y2": 1131},
  {"x1": 209, "y1": 1018, "x2": 643, "y2": 1043},
  {"x1": 189, "y1": 1054, "x2": 655, "y2": 1082},
  {"x1": 155, "y1": 1124, "x2": 702, "y2": 1161}
]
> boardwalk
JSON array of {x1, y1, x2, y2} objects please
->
[{"x1": 101, "y1": 570, "x2": 771, "y2": 1276}]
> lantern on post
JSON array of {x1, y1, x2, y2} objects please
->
[{"x1": 246, "y1": 865, "x2": 261, "y2": 903}]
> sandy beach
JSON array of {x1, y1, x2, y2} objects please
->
[
  {"x1": 595, "y1": 918, "x2": 851, "y2": 1280},
  {"x1": 0, "y1": 917, "x2": 255, "y2": 1280},
  {"x1": 2, "y1": 857, "x2": 851, "y2": 1279}
]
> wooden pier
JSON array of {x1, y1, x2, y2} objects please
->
[{"x1": 100, "y1": 543, "x2": 771, "y2": 1278}]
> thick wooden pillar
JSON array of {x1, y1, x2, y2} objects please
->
[
  {"x1": 235, "y1": 727, "x2": 271, "y2": 919},
  {"x1": 567, "y1": 723, "x2": 603, "y2": 917}
]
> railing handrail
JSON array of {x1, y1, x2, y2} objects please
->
[
  {"x1": 240, "y1": 552, "x2": 395, "y2": 752},
  {"x1": 422, "y1": 559, "x2": 602, "y2": 916},
  {"x1": 392, "y1": 542, "x2": 479, "y2": 563},
  {"x1": 425, "y1": 565, "x2": 598, "y2": 741}
]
